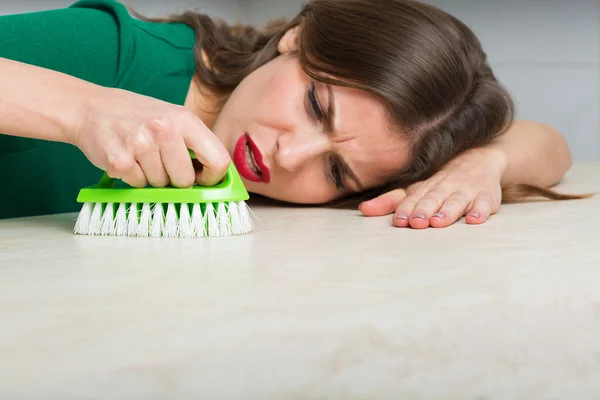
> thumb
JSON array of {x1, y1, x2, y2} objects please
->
[{"x1": 359, "y1": 188, "x2": 408, "y2": 216}]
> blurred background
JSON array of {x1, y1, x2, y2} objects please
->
[{"x1": 3, "y1": 0, "x2": 599, "y2": 161}]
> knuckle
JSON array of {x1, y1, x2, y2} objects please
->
[
  {"x1": 172, "y1": 173, "x2": 195, "y2": 188},
  {"x1": 403, "y1": 195, "x2": 420, "y2": 206},
  {"x1": 443, "y1": 197, "x2": 465, "y2": 210},
  {"x1": 213, "y1": 153, "x2": 232, "y2": 172},
  {"x1": 478, "y1": 191, "x2": 497, "y2": 205},
  {"x1": 180, "y1": 106, "x2": 200, "y2": 123},
  {"x1": 181, "y1": 175, "x2": 196, "y2": 187},
  {"x1": 424, "y1": 187, "x2": 446, "y2": 198},
  {"x1": 146, "y1": 115, "x2": 176, "y2": 142},
  {"x1": 453, "y1": 189, "x2": 472, "y2": 202},
  {"x1": 131, "y1": 131, "x2": 154, "y2": 155},
  {"x1": 123, "y1": 174, "x2": 146, "y2": 188},
  {"x1": 414, "y1": 201, "x2": 434, "y2": 213},
  {"x1": 150, "y1": 177, "x2": 170, "y2": 188},
  {"x1": 420, "y1": 194, "x2": 444, "y2": 208},
  {"x1": 146, "y1": 115, "x2": 171, "y2": 133},
  {"x1": 106, "y1": 153, "x2": 132, "y2": 175},
  {"x1": 173, "y1": 107, "x2": 199, "y2": 130}
]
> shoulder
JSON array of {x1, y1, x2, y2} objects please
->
[
  {"x1": 71, "y1": 0, "x2": 196, "y2": 105},
  {"x1": 69, "y1": 0, "x2": 195, "y2": 49},
  {"x1": 68, "y1": 0, "x2": 131, "y2": 17}
]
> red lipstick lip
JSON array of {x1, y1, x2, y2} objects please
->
[
  {"x1": 246, "y1": 134, "x2": 271, "y2": 184},
  {"x1": 233, "y1": 134, "x2": 271, "y2": 184}
]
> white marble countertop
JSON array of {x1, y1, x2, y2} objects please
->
[{"x1": 1, "y1": 162, "x2": 599, "y2": 400}]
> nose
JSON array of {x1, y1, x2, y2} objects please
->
[{"x1": 274, "y1": 130, "x2": 330, "y2": 172}]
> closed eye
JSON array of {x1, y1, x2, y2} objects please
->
[
  {"x1": 307, "y1": 82, "x2": 323, "y2": 121},
  {"x1": 329, "y1": 155, "x2": 345, "y2": 190},
  {"x1": 306, "y1": 82, "x2": 348, "y2": 191}
]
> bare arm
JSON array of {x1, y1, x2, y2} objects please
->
[
  {"x1": 0, "y1": 57, "x2": 230, "y2": 187},
  {"x1": 488, "y1": 120, "x2": 573, "y2": 189},
  {"x1": 360, "y1": 119, "x2": 578, "y2": 228},
  {"x1": 0, "y1": 57, "x2": 88, "y2": 144}
]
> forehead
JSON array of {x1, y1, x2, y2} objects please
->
[{"x1": 331, "y1": 85, "x2": 410, "y2": 188}]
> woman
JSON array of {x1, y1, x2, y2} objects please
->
[{"x1": 0, "y1": 0, "x2": 578, "y2": 229}]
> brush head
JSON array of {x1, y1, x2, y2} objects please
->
[
  {"x1": 73, "y1": 163, "x2": 254, "y2": 238},
  {"x1": 74, "y1": 201, "x2": 253, "y2": 238}
]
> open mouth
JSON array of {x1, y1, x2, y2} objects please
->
[
  {"x1": 233, "y1": 133, "x2": 271, "y2": 184},
  {"x1": 245, "y1": 139, "x2": 262, "y2": 176}
]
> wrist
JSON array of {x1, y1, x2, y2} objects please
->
[
  {"x1": 454, "y1": 146, "x2": 508, "y2": 180},
  {"x1": 68, "y1": 83, "x2": 111, "y2": 148},
  {"x1": 481, "y1": 146, "x2": 508, "y2": 180}
]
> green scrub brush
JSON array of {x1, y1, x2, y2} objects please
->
[{"x1": 73, "y1": 155, "x2": 253, "y2": 238}]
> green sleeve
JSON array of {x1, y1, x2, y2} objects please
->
[
  {"x1": 0, "y1": 0, "x2": 133, "y2": 154},
  {"x1": 0, "y1": 0, "x2": 133, "y2": 87},
  {"x1": 0, "y1": 0, "x2": 196, "y2": 219}
]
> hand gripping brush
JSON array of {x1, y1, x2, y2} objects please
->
[{"x1": 73, "y1": 153, "x2": 253, "y2": 238}]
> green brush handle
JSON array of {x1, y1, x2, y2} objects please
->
[{"x1": 80, "y1": 150, "x2": 249, "y2": 203}]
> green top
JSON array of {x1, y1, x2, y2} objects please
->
[{"x1": 0, "y1": 0, "x2": 197, "y2": 219}]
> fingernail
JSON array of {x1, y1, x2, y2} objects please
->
[
  {"x1": 470, "y1": 211, "x2": 481, "y2": 219},
  {"x1": 432, "y1": 212, "x2": 445, "y2": 219},
  {"x1": 412, "y1": 213, "x2": 426, "y2": 220},
  {"x1": 395, "y1": 213, "x2": 408, "y2": 220}
]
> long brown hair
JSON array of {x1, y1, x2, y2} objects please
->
[{"x1": 132, "y1": 0, "x2": 591, "y2": 203}]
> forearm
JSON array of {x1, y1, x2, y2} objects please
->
[
  {"x1": 0, "y1": 57, "x2": 95, "y2": 144},
  {"x1": 486, "y1": 120, "x2": 573, "y2": 188}
]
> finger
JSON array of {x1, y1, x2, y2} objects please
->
[
  {"x1": 392, "y1": 195, "x2": 421, "y2": 228},
  {"x1": 429, "y1": 190, "x2": 471, "y2": 228},
  {"x1": 408, "y1": 188, "x2": 450, "y2": 229},
  {"x1": 120, "y1": 162, "x2": 148, "y2": 188},
  {"x1": 183, "y1": 116, "x2": 231, "y2": 186},
  {"x1": 159, "y1": 138, "x2": 195, "y2": 188},
  {"x1": 129, "y1": 130, "x2": 169, "y2": 187},
  {"x1": 105, "y1": 151, "x2": 133, "y2": 180},
  {"x1": 137, "y1": 148, "x2": 170, "y2": 188},
  {"x1": 359, "y1": 188, "x2": 407, "y2": 217},
  {"x1": 465, "y1": 192, "x2": 496, "y2": 225}
]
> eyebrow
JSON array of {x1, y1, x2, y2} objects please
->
[{"x1": 324, "y1": 85, "x2": 365, "y2": 192}]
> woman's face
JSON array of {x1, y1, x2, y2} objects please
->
[{"x1": 211, "y1": 28, "x2": 410, "y2": 204}]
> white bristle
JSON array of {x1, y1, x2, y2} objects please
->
[
  {"x1": 127, "y1": 203, "x2": 139, "y2": 236},
  {"x1": 88, "y1": 202, "x2": 103, "y2": 235},
  {"x1": 100, "y1": 202, "x2": 115, "y2": 236},
  {"x1": 74, "y1": 200, "x2": 253, "y2": 238},
  {"x1": 178, "y1": 204, "x2": 192, "y2": 238},
  {"x1": 237, "y1": 201, "x2": 253, "y2": 234},
  {"x1": 228, "y1": 201, "x2": 241, "y2": 235},
  {"x1": 74, "y1": 202, "x2": 92, "y2": 235},
  {"x1": 164, "y1": 203, "x2": 178, "y2": 238},
  {"x1": 229, "y1": 201, "x2": 253, "y2": 235},
  {"x1": 150, "y1": 204, "x2": 165, "y2": 238},
  {"x1": 206, "y1": 203, "x2": 218, "y2": 237},
  {"x1": 217, "y1": 202, "x2": 232, "y2": 237},
  {"x1": 115, "y1": 203, "x2": 128, "y2": 236},
  {"x1": 139, "y1": 203, "x2": 151, "y2": 237},
  {"x1": 191, "y1": 203, "x2": 205, "y2": 237}
]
